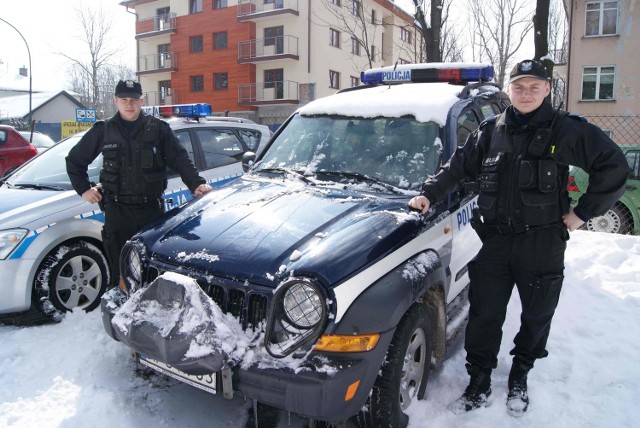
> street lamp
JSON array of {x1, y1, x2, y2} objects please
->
[{"x1": 0, "y1": 18, "x2": 32, "y2": 125}]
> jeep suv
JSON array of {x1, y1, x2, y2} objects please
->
[
  {"x1": 0, "y1": 105, "x2": 271, "y2": 325},
  {"x1": 101, "y1": 64, "x2": 509, "y2": 427}
]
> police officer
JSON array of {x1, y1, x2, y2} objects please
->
[
  {"x1": 408, "y1": 60, "x2": 628, "y2": 416},
  {"x1": 66, "y1": 80, "x2": 212, "y2": 289}
]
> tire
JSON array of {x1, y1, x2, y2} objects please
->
[
  {"x1": 585, "y1": 203, "x2": 632, "y2": 234},
  {"x1": 33, "y1": 241, "x2": 109, "y2": 321},
  {"x1": 355, "y1": 304, "x2": 432, "y2": 428}
]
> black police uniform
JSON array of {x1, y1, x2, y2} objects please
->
[
  {"x1": 421, "y1": 100, "x2": 628, "y2": 373},
  {"x1": 66, "y1": 112, "x2": 206, "y2": 288}
]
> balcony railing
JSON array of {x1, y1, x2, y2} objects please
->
[
  {"x1": 238, "y1": 35, "x2": 299, "y2": 63},
  {"x1": 238, "y1": 80, "x2": 299, "y2": 105},
  {"x1": 237, "y1": 0, "x2": 299, "y2": 20},
  {"x1": 137, "y1": 52, "x2": 178, "y2": 74},
  {"x1": 136, "y1": 13, "x2": 177, "y2": 38}
]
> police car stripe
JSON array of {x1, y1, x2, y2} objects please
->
[{"x1": 333, "y1": 216, "x2": 451, "y2": 323}]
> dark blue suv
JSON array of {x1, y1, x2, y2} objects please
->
[{"x1": 101, "y1": 63, "x2": 509, "y2": 427}]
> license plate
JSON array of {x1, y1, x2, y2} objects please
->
[{"x1": 139, "y1": 355, "x2": 217, "y2": 395}]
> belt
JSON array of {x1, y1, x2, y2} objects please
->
[
  {"x1": 484, "y1": 221, "x2": 563, "y2": 235},
  {"x1": 104, "y1": 193, "x2": 160, "y2": 205}
]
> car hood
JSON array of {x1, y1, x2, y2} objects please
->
[
  {"x1": 0, "y1": 187, "x2": 87, "y2": 229},
  {"x1": 139, "y1": 175, "x2": 423, "y2": 287}
]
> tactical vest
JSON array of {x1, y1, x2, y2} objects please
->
[
  {"x1": 476, "y1": 112, "x2": 569, "y2": 227},
  {"x1": 99, "y1": 116, "x2": 167, "y2": 198}
]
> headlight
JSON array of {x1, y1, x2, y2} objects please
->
[
  {"x1": 119, "y1": 241, "x2": 145, "y2": 293},
  {"x1": 0, "y1": 228, "x2": 28, "y2": 260},
  {"x1": 283, "y1": 282, "x2": 323, "y2": 328},
  {"x1": 265, "y1": 278, "x2": 327, "y2": 358}
]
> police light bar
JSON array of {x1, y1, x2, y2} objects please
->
[
  {"x1": 142, "y1": 103, "x2": 212, "y2": 118},
  {"x1": 361, "y1": 63, "x2": 494, "y2": 85}
]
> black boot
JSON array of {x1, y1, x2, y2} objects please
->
[
  {"x1": 449, "y1": 365, "x2": 492, "y2": 414},
  {"x1": 506, "y1": 360, "x2": 531, "y2": 417}
]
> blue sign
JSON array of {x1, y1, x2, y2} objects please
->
[{"x1": 76, "y1": 108, "x2": 97, "y2": 122}]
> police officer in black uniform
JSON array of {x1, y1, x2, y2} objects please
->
[
  {"x1": 66, "y1": 80, "x2": 212, "y2": 289},
  {"x1": 409, "y1": 60, "x2": 628, "y2": 416}
]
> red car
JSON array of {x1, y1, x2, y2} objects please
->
[{"x1": 0, "y1": 125, "x2": 38, "y2": 177}]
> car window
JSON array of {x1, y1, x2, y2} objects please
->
[
  {"x1": 237, "y1": 129, "x2": 262, "y2": 151},
  {"x1": 626, "y1": 150, "x2": 639, "y2": 179},
  {"x1": 0, "y1": 130, "x2": 6, "y2": 146},
  {"x1": 256, "y1": 115, "x2": 442, "y2": 190},
  {"x1": 6, "y1": 135, "x2": 99, "y2": 190},
  {"x1": 196, "y1": 129, "x2": 243, "y2": 169},
  {"x1": 456, "y1": 107, "x2": 480, "y2": 147}
]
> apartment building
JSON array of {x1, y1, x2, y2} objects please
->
[
  {"x1": 560, "y1": 0, "x2": 639, "y2": 145},
  {"x1": 120, "y1": 0, "x2": 416, "y2": 127}
]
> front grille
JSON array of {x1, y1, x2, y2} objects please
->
[{"x1": 147, "y1": 263, "x2": 270, "y2": 330}]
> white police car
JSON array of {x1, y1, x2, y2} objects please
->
[
  {"x1": 101, "y1": 64, "x2": 509, "y2": 427},
  {"x1": 0, "y1": 104, "x2": 271, "y2": 324}
]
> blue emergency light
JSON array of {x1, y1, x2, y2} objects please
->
[
  {"x1": 361, "y1": 63, "x2": 494, "y2": 85},
  {"x1": 142, "y1": 103, "x2": 212, "y2": 118}
]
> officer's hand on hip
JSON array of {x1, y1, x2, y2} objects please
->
[
  {"x1": 408, "y1": 195, "x2": 431, "y2": 214},
  {"x1": 562, "y1": 207, "x2": 585, "y2": 232},
  {"x1": 82, "y1": 187, "x2": 103, "y2": 205},
  {"x1": 194, "y1": 183, "x2": 213, "y2": 197}
]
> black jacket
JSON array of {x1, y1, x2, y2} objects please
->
[
  {"x1": 422, "y1": 101, "x2": 628, "y2": 223},
  {"x1": 66, "y1": 112, "x2": 205, "y2": 197}
]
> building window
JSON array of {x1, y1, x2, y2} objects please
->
[
  {"x1": 371, "y1": 9, "x2": 377, "y2": 24},
  {"x1": 190, "y1": 0, "x2": 202, "y2": 14},
  {"x1": 400, "y1": 27, "x2": 412, "y2": 43},
  {"x1": 265, "y1": 68, "x2": 284, "y2": 99},
  {"x1": 191, "y1": 75, "x2": 204, "y2": 92},
  {"x1": 330, "y1": 70, "x2": 340, "y2": 89},
  {"x1": 351, "y1": 0, "x2": 362, "y2": 17},
  {"x1": 581, "y1": 66, "x2": 615, "y2": 100},
  {"x1": 265, "y1": 26, "x2": 284, "y2": 54},
  {"x1": 350, "y1": 76, "x2": 359, "y2": 87},
  {"x1": 330, "y1": 0, "x2": 341, "y2": 5},
  {"x1": 585, "y1": 1, "x2": 618, "y2": 36},
  {"x1": 371, "y1": 45, "x2": 377, "y2": 61},
  {"x1": 159, "y1": 80, "x2": 171, "y2": 104},
  {"x1": 330, "y1": 28, "x2": 340, "y2": 48},
  {"x1": 351, "y1": 37, "x2": 361, "y2": 56},
  {"x1": 214, "y1": 73, "x2": 228, "y2": 90},
  {"x1": 213, "y1": 0, "x2": 227, "y2": 9},
  {"x1": 213, "y1": 32, "x2": 227, "y2": 50},
  {"x1": 398, "y1": 58, "x2": 410, "y2": 65},
  {"x1": 190, "y1": 35, "x2": 203, "y2": 53}
]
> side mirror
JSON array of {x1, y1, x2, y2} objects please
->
[{"x1": 242, "y1": 151, "x2": 256, "y2": 172}]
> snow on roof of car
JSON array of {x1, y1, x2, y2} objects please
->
[{"x1": 298, "y1": 83, "x2": 461, "y2": 126}]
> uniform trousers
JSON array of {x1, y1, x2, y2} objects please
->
[
  {"x1": 102, "y1": 198, "x2": 163, "y2": 288},
  {"x1": 465, "y1": 225, "x2": 568, "y2": 370}
]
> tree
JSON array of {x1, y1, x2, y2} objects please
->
[
  {"x1": 61, "y1": 3, "x2": 135, "y2": 119},
  {"x1": 468, "y1": 0, "x2": 535, "y2": 87},
  {"x1": 546, "y1": 0, "x2": 568, "y2": 108},
  {"x1": 533, "y1": 0, "x2": 553, "y2": 101}
]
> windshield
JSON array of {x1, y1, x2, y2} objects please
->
[
  {"x1": 6, "y1": 134, "x2": 102, "y2": 190},
  {"x1": 256, "y1": 115, "x2": 442, "y2": 191}
]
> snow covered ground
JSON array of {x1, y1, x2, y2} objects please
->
[{"x1": 1, "y1": 230, "x2": 639, "y2": 428}]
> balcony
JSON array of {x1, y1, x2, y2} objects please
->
[
  {"x1": 238, "y1": 35, "x2": 299, "y2": 63},
  {"x1": 136, "y1": 13, "x2": 177, "y2": 39},
  {"x1": 238, "y1": 81, "x2": 299, "y2": 105},
  {"x1": 237, "y1": 0, "x2": 299, "y2": 21},
  {"x1": 137, "y1": 52, "x2": 178, "y2": 75}
]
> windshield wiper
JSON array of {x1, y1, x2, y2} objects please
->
[
  {"x1": 13, "y1": 183, "x2": 65, "y2": 191},
  {"x1": 257, "y1": 167, "x2": 315, "y2": 185},
  {"x1": 315, "y1": 171, "x2": 404, "y2": 194}
]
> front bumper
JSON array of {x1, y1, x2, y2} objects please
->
[
  {"x1": 0, "y1": 258, "x2": 36, "y2": 314},
  {"x1": 100, "y1": 288, "x2": 394, "y2": 422}
]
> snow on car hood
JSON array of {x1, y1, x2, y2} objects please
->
[
  {"x1": 137, "y1": 175, "x2": 422, "y2": 287},
  {"x1": 298, "y1": 82, "x2": 462, "y2": 126}
]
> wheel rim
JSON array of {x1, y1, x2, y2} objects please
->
[
  {"x1": 587, "y1": 209, "x2": 621, "y2": 233},
  {"x1": 399, "y1": 327, "x2": 427, "y2": 411},
  {"x1": 54, "y1": 255, "x2": 103, "y2": 310}
]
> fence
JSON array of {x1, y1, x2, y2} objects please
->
[{"x1": 572, "y1": 114, "x2": 639, "y2": 235}]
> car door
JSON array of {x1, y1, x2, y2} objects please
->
[{"x1": 625, "y1": 149, "x2": 640, "y2": 211}]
